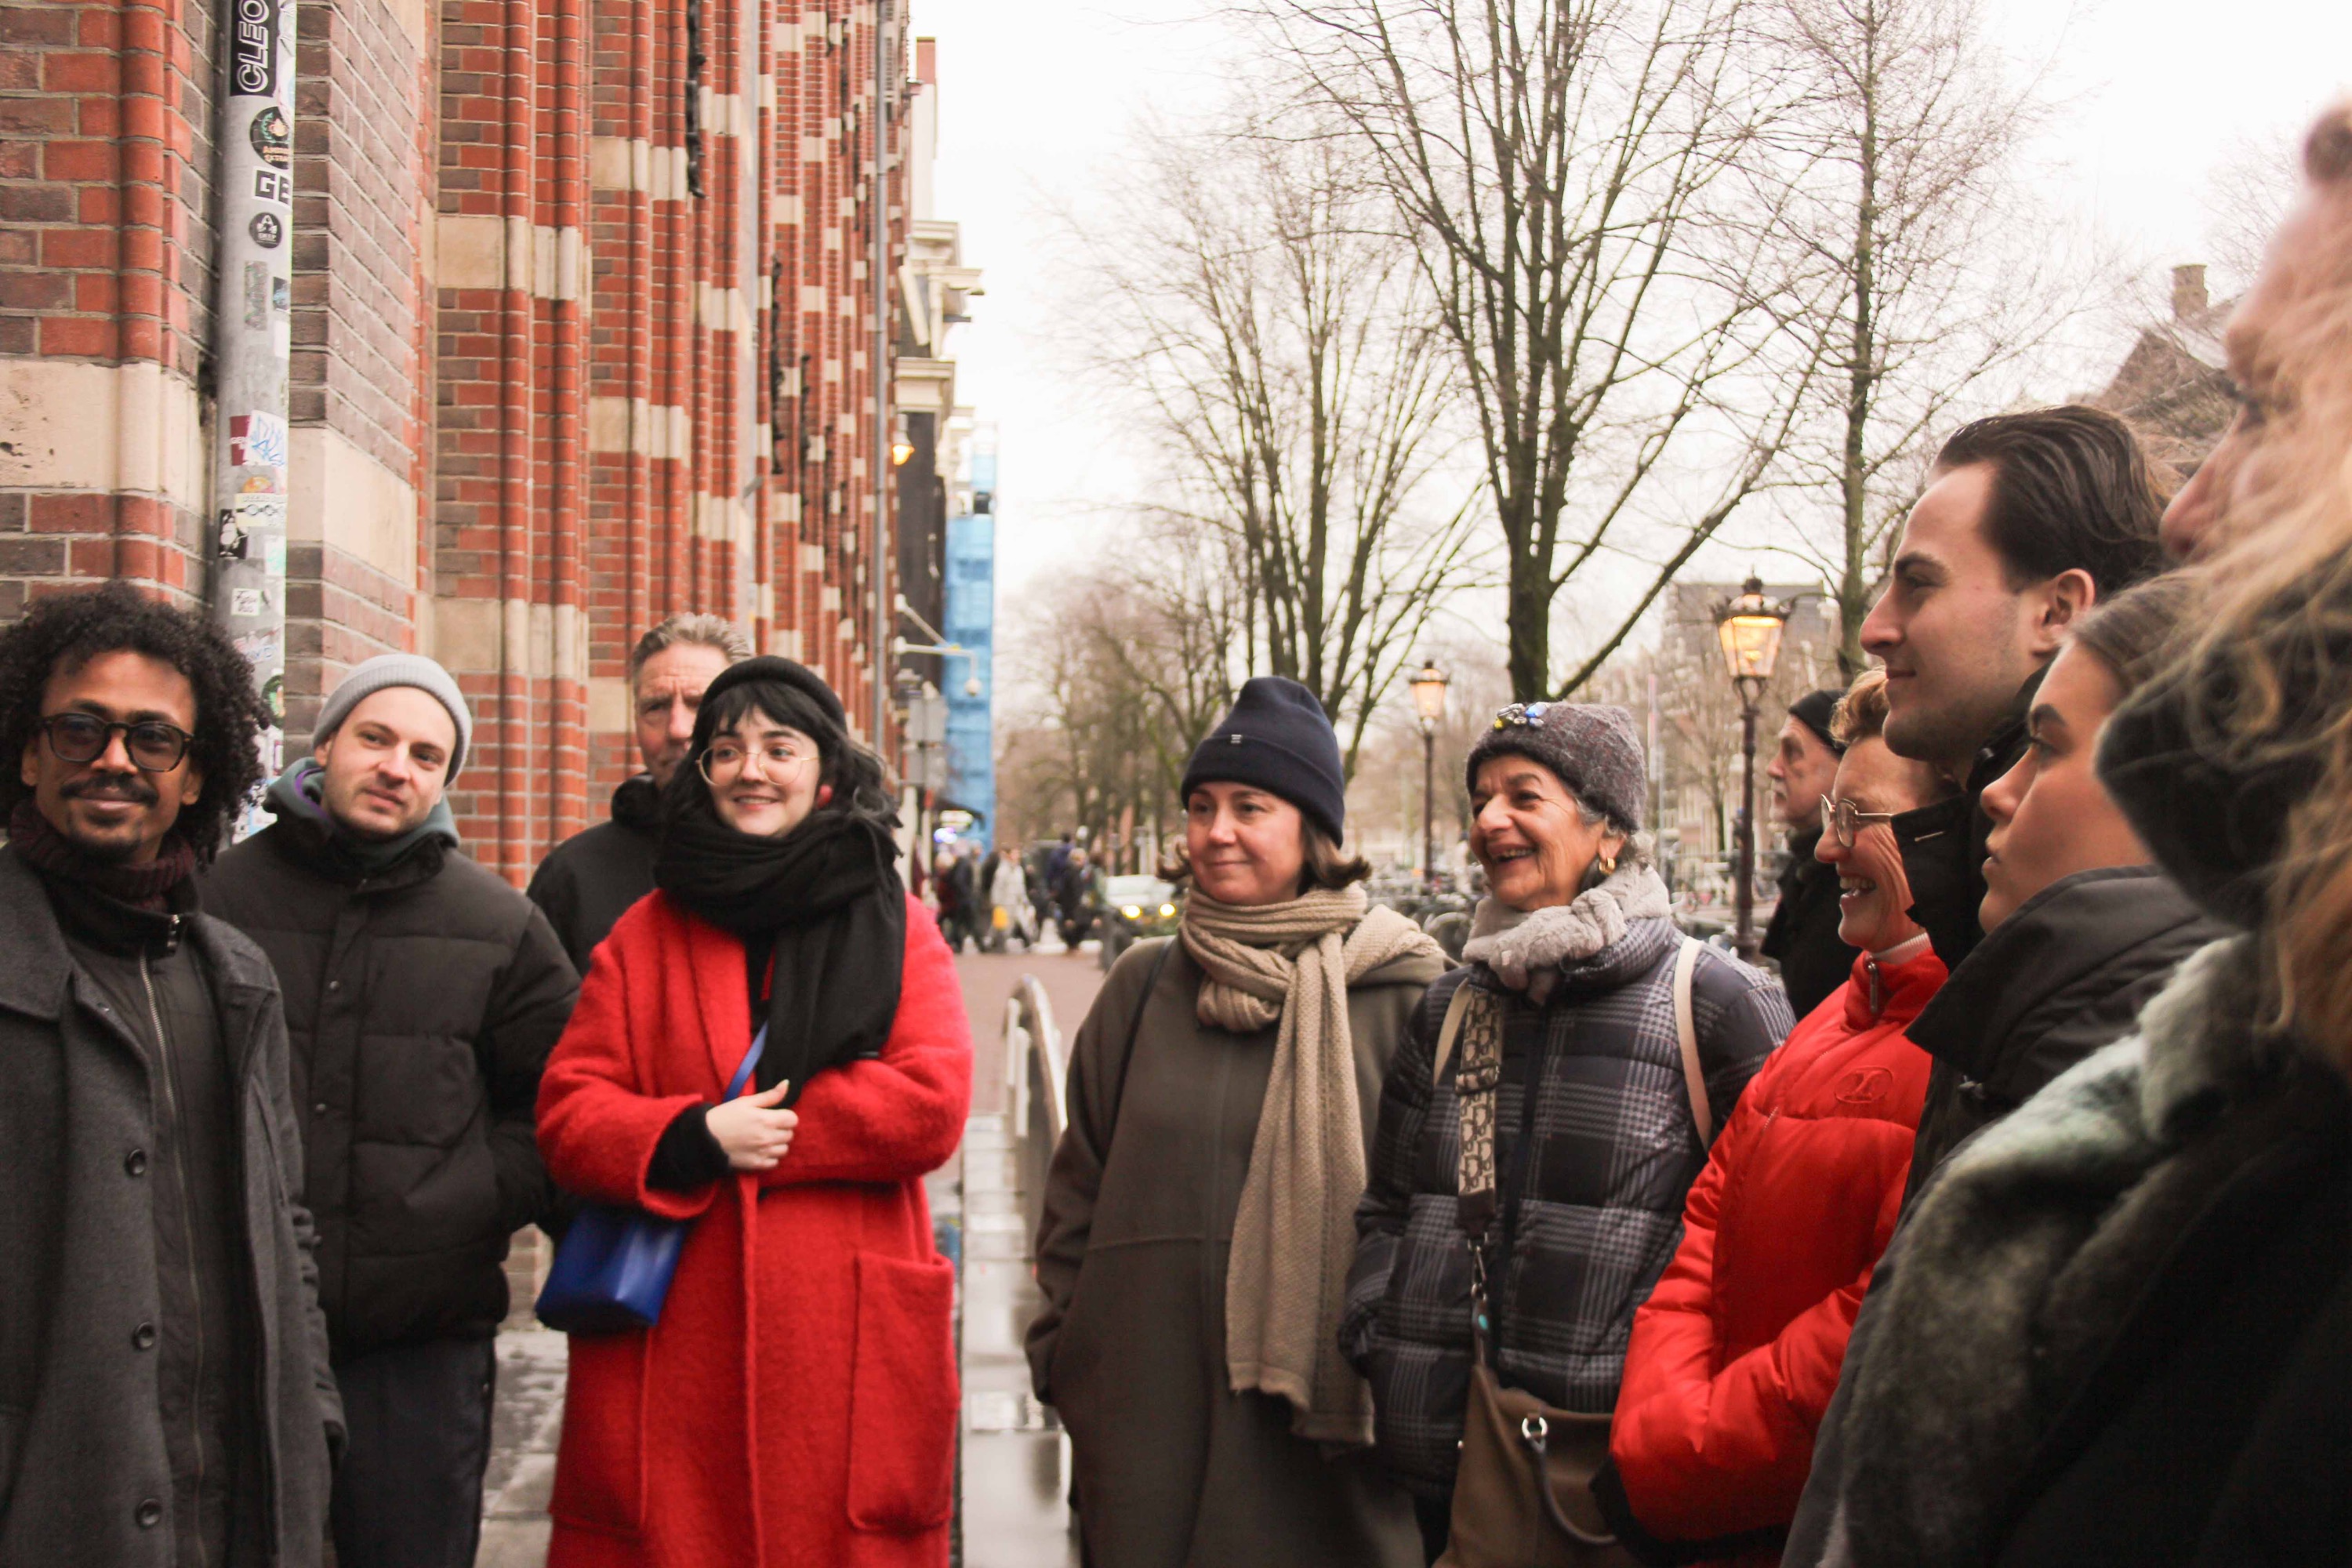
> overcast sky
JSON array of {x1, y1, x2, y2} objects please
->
[{"x1": 911, "y1": 0, "x2": 2352, "y2": 615}]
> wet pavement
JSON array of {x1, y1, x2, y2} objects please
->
[{"x1": 475, "y1": 940, "x2": 1105, "y2": 1567}]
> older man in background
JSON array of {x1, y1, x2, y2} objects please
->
[
  {"x1": 528, "y1": 613, "x2": 752, "y2": 974},
  {"x1": 1759, "y1": 688, "x2": 1854, "y2": 1018}
]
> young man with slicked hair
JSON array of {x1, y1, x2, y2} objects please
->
[{"x1": 1859, "y1": 405, "x2": 2168, "y2": 971}]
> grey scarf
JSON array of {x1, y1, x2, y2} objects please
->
[{"x1": 1462, "y1": 840, "x2": 1669, "y2": 1003}]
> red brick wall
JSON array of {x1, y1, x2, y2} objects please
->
[{"x1": 0, "y1": 0, "x2": 219, "y2": 612}]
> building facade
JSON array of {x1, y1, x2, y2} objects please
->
[{"x1": 2, "y1": 0, "x2": 960, "y2": 882}]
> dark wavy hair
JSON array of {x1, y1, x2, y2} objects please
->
[
  {"x1": 0, "y1": 581, "x2": 271, "y2": 862},
  {"x1": 1933, "y1": 405, "x2": 2169, "y2": 598},
  {"x1": 659, "y1": 676, "x2": 900, "y2": 836}
]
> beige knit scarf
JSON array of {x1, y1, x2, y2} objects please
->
[{"x1": 1181, "y1": 884, "x2": 1446, "y2": 1445}]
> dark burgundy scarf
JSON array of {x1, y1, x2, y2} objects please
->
[{"x1": 9, "y1": 798, "x2": 198, "y2": 912}]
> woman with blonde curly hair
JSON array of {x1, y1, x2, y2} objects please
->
[{"x1": 1783, "y1": 103, "x2": 2352, "y2": 1568}]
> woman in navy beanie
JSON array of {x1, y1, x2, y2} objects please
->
[{"x1": 1029, "y1": 677, "x2": 1445, "y2": 1566}]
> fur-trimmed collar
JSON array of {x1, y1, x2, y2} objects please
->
[{"x1": 1835, "y1": 935, "x2": 2334, "y2": 1565}]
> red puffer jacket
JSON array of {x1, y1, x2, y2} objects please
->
[{"x1": 1611, "y1": 942, "x2": 1944, "y2": 1565}]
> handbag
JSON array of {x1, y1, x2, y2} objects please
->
[
  {"x1": 535, "y1": 1023, "x2": 768, "y2": 1334},
  {"x1": 1433, "y1": 938, "x2": 1711, "y2": 1568}
]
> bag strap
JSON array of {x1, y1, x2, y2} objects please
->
[
  {"x1": 1098, "y1": 938, "x2": 1178, "y2": 1158},
  {"x1": 724, "y1": 1023, "x2": 769, "y2": 1101},
  {"x1": 1672, "y1": 937, "x2": 1712, "y2": 1146}
]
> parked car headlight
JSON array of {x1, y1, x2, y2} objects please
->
[
  {"x1": 1159, "y1": 903, "x2": 1176, "y2": 917},
  {"x1": 1120, "y1": 904, "x2": 1143, "y2": 919}
]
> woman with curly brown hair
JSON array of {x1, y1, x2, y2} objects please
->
[{"x1": 1784, "y1": 103, "x2": 2352, "y2": 1568}]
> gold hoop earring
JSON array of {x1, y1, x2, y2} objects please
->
[{"x1": 1599, "y1": 855, "x2": 1617, "y2": 877}]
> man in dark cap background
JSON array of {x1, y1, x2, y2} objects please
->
[{"x1": 1759, "y1": 688, "x2": 1856, "y2": 1018}]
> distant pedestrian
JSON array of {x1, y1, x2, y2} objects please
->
[
  {"x1": 0, "y1": 583, "x2": 339, "y2": 1566},
  {"x1": 529, "y1": 613, "x2": 751, "y2": 975},
  {"x1": 1032, "y1": 677, "x2": 1446, "y2": 1567},
  {"x1": 1345, "y1": 701, "x2": 1791, "y2": 1563},
  {"x1": 987, "y1": 844, "x2": 1032, "y2": 949},
  {"x1": 202, "y1": 653, "x2": 579, "y2": 1568},
  {"x1": 537, "y1": 656, "x2": 971, "y2": 1568},
  {"x1": 1759, "y1": 688, "x2": 1855, "y2": 1018}
]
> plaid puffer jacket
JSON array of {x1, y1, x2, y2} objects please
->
[{"x1": 1341, "y1": 916, "x2": 1790, "y2": 1500}]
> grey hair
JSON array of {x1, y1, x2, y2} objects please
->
[
  {"x1": 1567, "y1": 790, "x2": 1653, "y2": 871},
  {"x1": 629, "y1": 613, "x2": 752, "y2": 685}
]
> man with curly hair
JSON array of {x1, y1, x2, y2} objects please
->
[{"x1": 0, "y1": 581, "x2": 340, "y2": 1566}]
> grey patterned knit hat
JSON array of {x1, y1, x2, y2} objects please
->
[
  {"x1": 314, "y1": 654, "x2": 474, "y2": 785},
  {"x1": 1465, "y1": 702, "x2": 1646, "y2": 831}
]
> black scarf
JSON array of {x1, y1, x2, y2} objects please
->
[
  {"x1": 10, "y1": 797, "x2": 198, "y2": 913},
  {"x1": 655, "y1": 807, "x2": 906, "y2": 1102}
]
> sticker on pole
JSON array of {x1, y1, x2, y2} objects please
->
[
  {"x1": 230, "y1": 587, "x2": 267, "y2": 619},
  {"x1": 249, "y1": 211, "x2": 284, "y2": 249},
  {"x1": 229, "y1": 0, "x2": 280, "y2": 96},
  {"x1": 229, "y1": 412, "x2": 288, "y2": 469},
  {"x1": 249, "y1": 105, "x2": 291, "y2": 169}
]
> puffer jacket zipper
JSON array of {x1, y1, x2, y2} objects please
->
[{"x1": 140, "y1": 942, "x2": 213, "y2": 1568}]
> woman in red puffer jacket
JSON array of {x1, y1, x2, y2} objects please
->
[{"x1": 1605, "y1": 670, "x2": 1950, "y2": 1566}]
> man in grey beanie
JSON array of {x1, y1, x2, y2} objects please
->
[{"x1": 201, "y1": 653, "x2": 577, "y2": 1568}]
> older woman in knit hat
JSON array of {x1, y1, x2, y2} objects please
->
[
  {"x1": 1343, "y1": 700, "x2": 1792, "y2": 1563},
  {"x1": 1029, "y1": 676, "x2": 1446, "y2": 1568}
]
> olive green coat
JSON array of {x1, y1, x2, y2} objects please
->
[{"x1": 1028, "y1": 935, "x2": 1443, "y2": 1568}]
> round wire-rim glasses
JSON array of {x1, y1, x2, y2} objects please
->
[{"x1": 697, "y1": 740, "x2": 818, "y2": 786}]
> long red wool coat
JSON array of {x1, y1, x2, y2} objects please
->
[
  {"x1": 1612, "y1": 942, "x2": 1944, "y2": 1566},
  {"x1": 535, "y1": 891, "x2": 971, "y2": 1568}
]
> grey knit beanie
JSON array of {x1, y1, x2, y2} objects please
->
[
  {"x1": 1465, "y1": 702, "x2": 1646, "y2": 831},
  {"x1": 314, "y1": 654, "x2": 474, "y2": 785}
]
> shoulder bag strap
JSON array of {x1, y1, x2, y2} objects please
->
[
  {"x1": 724, "y1": 1023, "x2": 769, "y2": 1100},
  {"x1": 1672, "y1": 937, "x2": 1713, "y2": 1146},
  {"x1": 1098, "y1": 938, "x2": 1178, "y2": 1160}
]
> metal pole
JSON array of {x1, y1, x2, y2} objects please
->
[
  {"x1": 1421, "y1": 721, "x2": 1436, "y2": 890},
  {"x1": 211, "y1": 0, "x2": 298, "y2": 834},
  {"x1": 870, "y1": 0, "x2": 891, "y2": 745},
  {"x1": 1735, "y1": 692, "x2": 1759, "y2": 960}
]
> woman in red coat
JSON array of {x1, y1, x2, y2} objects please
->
[
  {"x1": 536, "y1": 657, "x2": 971, "y2": 1568},
  {"x1": 1604, "y1": 669, "x2": 1950, "y2": 1565}
]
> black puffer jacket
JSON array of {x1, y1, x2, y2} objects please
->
[
  {"x1": 1342, "y1": 917, "x2": 1788, "y2": 1499},
  {"x1": 526, "y1": 773, "x2": 660, "y2": 977},
  {"x1": 1900, "y1": 863, "x2": 2227, "y2": 1208},
  {"x1": 201, "y1": 818, "x2": 579, "y2": 1359}
]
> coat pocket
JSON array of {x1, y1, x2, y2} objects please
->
[
  {"x1": 846, "y1": 1252, "x2": 957, "y2": 1533},
  {"x1": 550, "y1": 1330, "x2": 647, "y2": 1534}
]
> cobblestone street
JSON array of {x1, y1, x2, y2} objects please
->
[{"x1": 475, "y1": 942, "x2": 1107, "y2": 1567}]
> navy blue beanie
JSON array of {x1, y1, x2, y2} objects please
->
[{"x1": 1180, "y1": 677, "x2": 1348, "y2": 843}]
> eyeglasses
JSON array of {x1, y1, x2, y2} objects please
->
[
  {"x1": 1820, "y1": 794, "x2": 1900, "y2": 849},
  {"x1": 38, "y1": 713, "x2": 195, "y2": 771},
  {"x1": 698, "y1": 739, "x2": 818, "y2": 784}
]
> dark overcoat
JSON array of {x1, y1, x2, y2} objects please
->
[
  {"x1": 1029, "y1": 936, "x2": 1444, "y2": 1568},
  {"x1": 0, "y1": 848, "x2": 339, "y2": 1566}
]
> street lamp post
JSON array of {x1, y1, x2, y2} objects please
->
[
  {"x1": 1409, "y1": 660, "x2": 1450, "y2": 890},
  {"x1": 1714, "y1": 577, "x2": 1790, "y2": 962}
]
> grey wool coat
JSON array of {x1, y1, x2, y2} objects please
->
[
  {"x1": 1029, "y1": 935, "x2": 1446, "y2": 1568},
  {"x1": 0, "y1": 848, "x2": 339, "y2": 1567}
]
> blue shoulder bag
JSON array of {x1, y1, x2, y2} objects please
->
[{"x1": 535, "y1": 1024, "x2": 768, "y2": 1334}]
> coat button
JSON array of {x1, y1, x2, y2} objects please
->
[
  {"x1": 314, "y1": 1103, "x2": 329, "y2": 1116},
  {"x1": 132, "y1": 1323, "x2": 158, "y2": 1351},
  {"x1": 125, "y1": 1149, "x2": 148, "y2": 1178},
  {"x1": 136, "y1": 1498, "x2": 163, "y2": 1528},
  {"x1": 327, "y1": 980, "x2": 340, "y2": 993}
]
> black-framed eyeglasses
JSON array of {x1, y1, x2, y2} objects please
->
[
  {"x1": 38, "y1": 712, "x2": 195, "y2": 771},
  {"x1": 1820, "y1": 794, "x2": 1898, "y2": 849}
]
